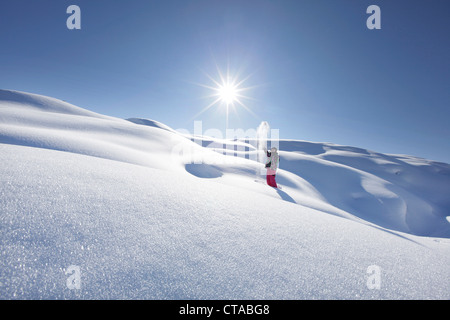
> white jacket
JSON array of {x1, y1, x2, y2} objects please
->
[{"x1": 266, "y1": 150, "x2": 279, "y2": 175}]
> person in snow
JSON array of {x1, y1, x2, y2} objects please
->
[{"x1": 264, "y1": 147, "x2": 279, "y2": 188}]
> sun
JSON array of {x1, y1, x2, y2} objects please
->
[
  {"x1": 192, "y1": 65, "x2": 258, "y2": 129},
  {"x1": 217, "y1": 82, "x2": 238, "y2": 105}
]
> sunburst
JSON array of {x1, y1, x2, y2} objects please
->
[{"x1": 193, "y1": 64, "x2": 258, "y2": 129}]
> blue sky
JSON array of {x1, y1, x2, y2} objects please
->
[{"x1": 1, "y1": 0, "x2": 449, "y2": 163}]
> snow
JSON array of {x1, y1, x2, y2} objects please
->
[{"x1": 0, "y1": 89, "x2": 449, "y2": 299}]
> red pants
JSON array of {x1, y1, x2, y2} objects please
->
[{"x1": 266, "y1": 174, "x2": 278, "y2": 188}]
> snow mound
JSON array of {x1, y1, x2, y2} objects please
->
[
  {"x1": 0, "y1": 89, "x2": 108, "y2": 119},
  {"x1": 0, "y1": 90, "x2": 205, "y2": 172},
  {"x1": 1, "y1": 89, "x2": 449, "y2": 299},
  {"x1": 276, "y1": 140, "x2": 450, "y2": 237},
  {"x1": 126, "y1": 117, "x2": 177, "y2": 133}
]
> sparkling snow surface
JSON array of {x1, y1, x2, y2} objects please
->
[{"x1": 1, "y1": 89, "x2": 449, "y2": 299}]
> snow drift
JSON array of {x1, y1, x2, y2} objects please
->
[{"x1": 0, "y1": 89, "x2": 449, "y2": 299}]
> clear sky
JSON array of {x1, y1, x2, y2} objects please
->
[{"x1": 1, "y1": 0, "x2": 449, "y2": 163}]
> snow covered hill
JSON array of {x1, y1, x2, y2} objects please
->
[{"x1": 0, "y1": 89, "x2": 449, "y2": 299}]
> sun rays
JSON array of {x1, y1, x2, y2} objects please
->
[{"x1": 192, "y1": 64, "x2": 259, "y2": 129}]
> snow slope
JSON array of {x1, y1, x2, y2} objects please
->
[{"x1": 0, "y1": 89, "x2": 449, "y2": 299}]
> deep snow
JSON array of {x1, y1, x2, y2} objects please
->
[{"x1": 0, "y1": 89, "x2": 449, "y2": 299}]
